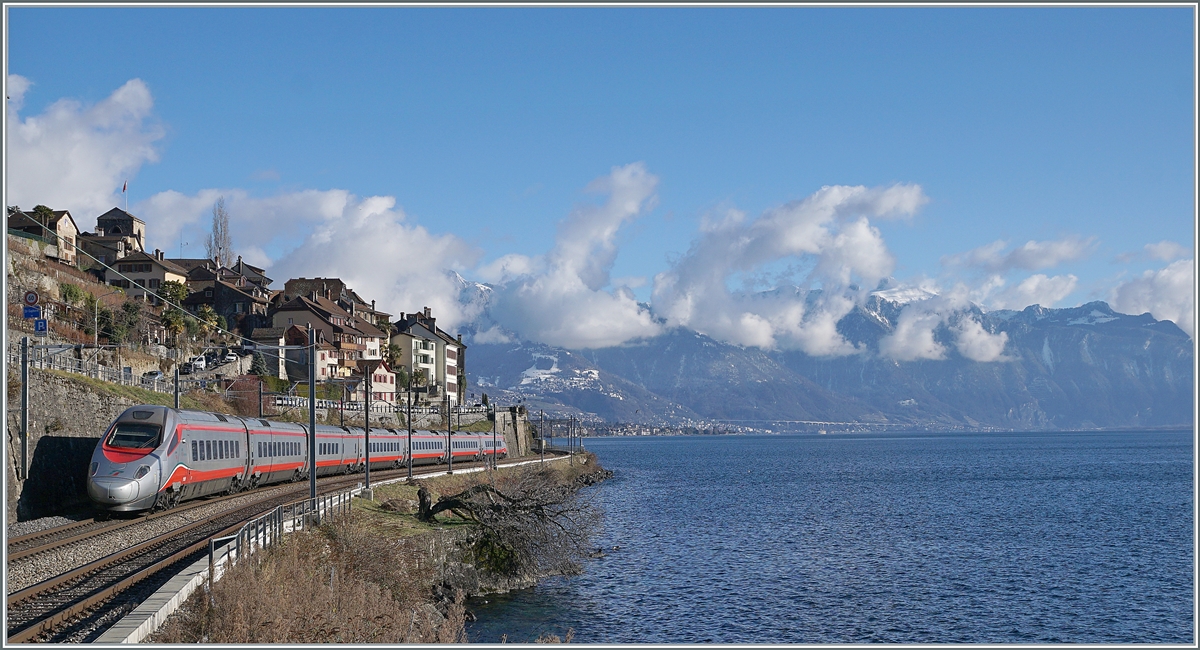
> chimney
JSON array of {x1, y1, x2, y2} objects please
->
[
  {"x1": 310, "y1": 291, "x2": 318, "y2": 302},
  {"x1": 96, "y1": 226, "x2": 105, "y2": 236},
  {"x1": 371, "y1": 300, "x2": 375, "y2": 311},
  {"x1": 424, "y1": 306, "x2": 431, "y2": 319}
]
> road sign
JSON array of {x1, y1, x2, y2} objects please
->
[
  {"x1": 23, "y1": 306, "x2": 40, "y2": 319},
  {"x1": 23, "y1": 291, "x2": 39, "y2": 306},
  {"x1": 33, "y1": 319, "x2": 47, "y2": 333}
]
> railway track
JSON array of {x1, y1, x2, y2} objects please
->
[
  {"x1": 6, "y1": 490, "x2": 262, "y2": 563},
  {"x1": 4, "y1": 457, "x2": 523, "y2": 643}
]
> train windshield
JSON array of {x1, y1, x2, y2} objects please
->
[{"x1": 106, "y1": 422, "x2": 162, "y2": 449}]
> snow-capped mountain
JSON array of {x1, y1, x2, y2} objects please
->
[{"x1": 460, "y1": 290, "x2": 1193, "y2": 431}]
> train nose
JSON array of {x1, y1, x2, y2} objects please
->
[{"x1": 88, "y1": 476, "x2": 141, "y2": 504}]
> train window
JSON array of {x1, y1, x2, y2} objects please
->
[
  {"x1": 191, "y1": 440, "x2": 198, "y2": 461},
  {"x1": 218, "y1": 441, "x2": 224, "y2": 460},
  {"x1": 234, "y1": 441, "x2": 239, "y2": 458},
  {"x1": 200, "y1": 440, "x2": 207, "y2": 461},
  {"x1": 106, "y1": 422, "x2": 162, "y2": 450}
]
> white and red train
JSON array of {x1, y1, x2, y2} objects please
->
[{"x1": 87, "y1": 405, "x2": 508, "y2": 513}]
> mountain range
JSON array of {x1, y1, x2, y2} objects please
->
[{"x1": 455, "y1": 278, "x2": 1193, "y2": 432}]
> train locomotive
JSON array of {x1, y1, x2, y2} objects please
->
[{"x1": 87, "y1": 405, "x2": 508, "y2": 513}]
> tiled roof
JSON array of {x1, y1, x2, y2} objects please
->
[{"x1": 118, "y1": 251, "x2": 190, "y2": 276}]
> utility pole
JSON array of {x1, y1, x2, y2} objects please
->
[
  {"x1": 540, "y1": 410, "x2": 545, "y2": 463},
  {"x1": 445, "y1": 386, "x2": 452, "y2": 474},
  {"x1": 491, "y1": 403, "x2": 498, "y2": 470},
  {"x1": 308, "y1": 327, "x2": 317, "y2": 502},
  {"x1": 407, "y1": 363, "x2": 413, "y2": 479},
  {"x1": 364, "y1": 364, "x2": 372, "y2": 493},
  {"x1": 20, "y1": 337, "x2": 29, "y2": 480},
  {"x1": 258, "y1": 380, "x2": 263, "y2": 418},
  {"x1": 174, "y1": 367, "x2": 180, "y2": 409}
]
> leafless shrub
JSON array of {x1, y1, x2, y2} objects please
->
[
  {"x1": 418, "y1": 460, "x2": 603, "y2": 579},
  {"x1": 150, "y1": 515, "x2": 466, "y2": 643}
]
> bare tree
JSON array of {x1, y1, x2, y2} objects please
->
[
  {"x1": 205, "y1": 197, "x2": 235, "y2": 267},
  {"x1": 416, "y1": 466, "x2": 602, "y2": 578}
]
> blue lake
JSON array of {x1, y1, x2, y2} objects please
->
[{"x1": 465, "y1": 431, "x2": 1194, "y2": 643}]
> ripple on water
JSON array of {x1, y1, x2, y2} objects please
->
[{"x1": 466, "y1": 431, "x2": 1194, "y2": 644}]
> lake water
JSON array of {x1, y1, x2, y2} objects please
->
[{"x1": 465, "y1": 431, "x2": 1194, "y2": 644}]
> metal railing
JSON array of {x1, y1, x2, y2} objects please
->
[
  {"x1": 5, "y1": 347, "x2": 211, "y2": 394},
  {"x1": 270, "y1": 396, "x2": 487, "y2": 416},
  {"x1": 209, "y1": 490, "x2": 355, "y2": 573}
]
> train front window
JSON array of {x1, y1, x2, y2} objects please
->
[{"x1": 106, "y1": 423, "x2": 162, "y2": 449}]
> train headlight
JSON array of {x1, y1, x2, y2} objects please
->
[
  {"x1": 134, "y1": 465, "x2": 150, "y2": 479},
  {"x1": 90, "y1": 462, "x2": 98, "y2": 476}
]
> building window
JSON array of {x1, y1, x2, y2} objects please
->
[
  {"x1": 287, "y1": 317, "x2": 293, "y2": 325},
  {"x1": 205, "y1": 289, "x2": 213, "y2": 297},
  {"x1": 149, "y1": 278, "x2": 160, "y2": 289}
]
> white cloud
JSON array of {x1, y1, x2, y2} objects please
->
[
  {"x1": 477, "y1": 253, "x2": 537, "y2": 285},
  {"x1": 471, "y1": 325, "x2": 515, "y2": 345},
  {"x1": 7, "y1": 74, "x2": 32, "y2": 112},
  {"x1": 1109, "y1": 259, "x2": 1194, "y2": 337},
  {"x1": 942, "y1": 235, "x2": 1095, "y2": 273},
  {"x1": 485, "y1": 163, "x2": 663, "y2": 349},
  {"x1": 879, "y1": 307, "x2": 946, "y2": 361},
  {"x1": 138, "y1": 187, "x2": 483, "y2": 331},
  {"x1": 983, "y1": 273, "x2": 1079, "y2": 310},
  {"x1": 952, "y1": 317, "x2": 1010, "y2": 362},
  {"x1": 6, "y1": 76, "x2": 163, "y2": 220},
  {"x1": 651, "y1": 183, "x2": 927, "y2": 355},
  {"x1": 1144, "y1": 240, "x2": 1191, "y2": 262}
]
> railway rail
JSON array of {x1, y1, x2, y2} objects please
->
[
  {"x1": 6, "y1": 490, "x2": 262, "y2": 563},
  {"x1": 5, "y1": 456, "x2": 525, "y2": 643}
]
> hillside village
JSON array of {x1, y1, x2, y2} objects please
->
[{"x1": 7, "y1": 203, "x2": 467, "y2": 407}]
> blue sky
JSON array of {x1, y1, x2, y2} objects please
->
[{"x1": 5, "y1": 6, "x2": 1195, "y2": 353}]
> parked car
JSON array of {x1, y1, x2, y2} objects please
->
[
  {"x1": 142, "y1": 370, "x2": 164, "y2": 382},
  {"x1": 189, "y1": 355, "x2": 207, "y2": 371},
  {"x1": 223, "y1": 352, "x2": 239, "y2": 364},
  {"x1": 179, "y1": 363, "x2": 193, "y2": 375}
]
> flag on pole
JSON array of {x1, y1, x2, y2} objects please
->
[{"x1": 122, "y1": 180, "x2": 127, "y2": 193}]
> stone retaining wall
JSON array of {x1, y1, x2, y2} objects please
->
[{"x1": 6, "y1": 369, "x2": 137, "y2": 521}]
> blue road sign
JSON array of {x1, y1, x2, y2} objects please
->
[
  {"x1": 23, "y1": 306, "x2": 40, "y2": 319},
  {"x1": 34, "y1": 319, "x2": 48, "y2": 333}
]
